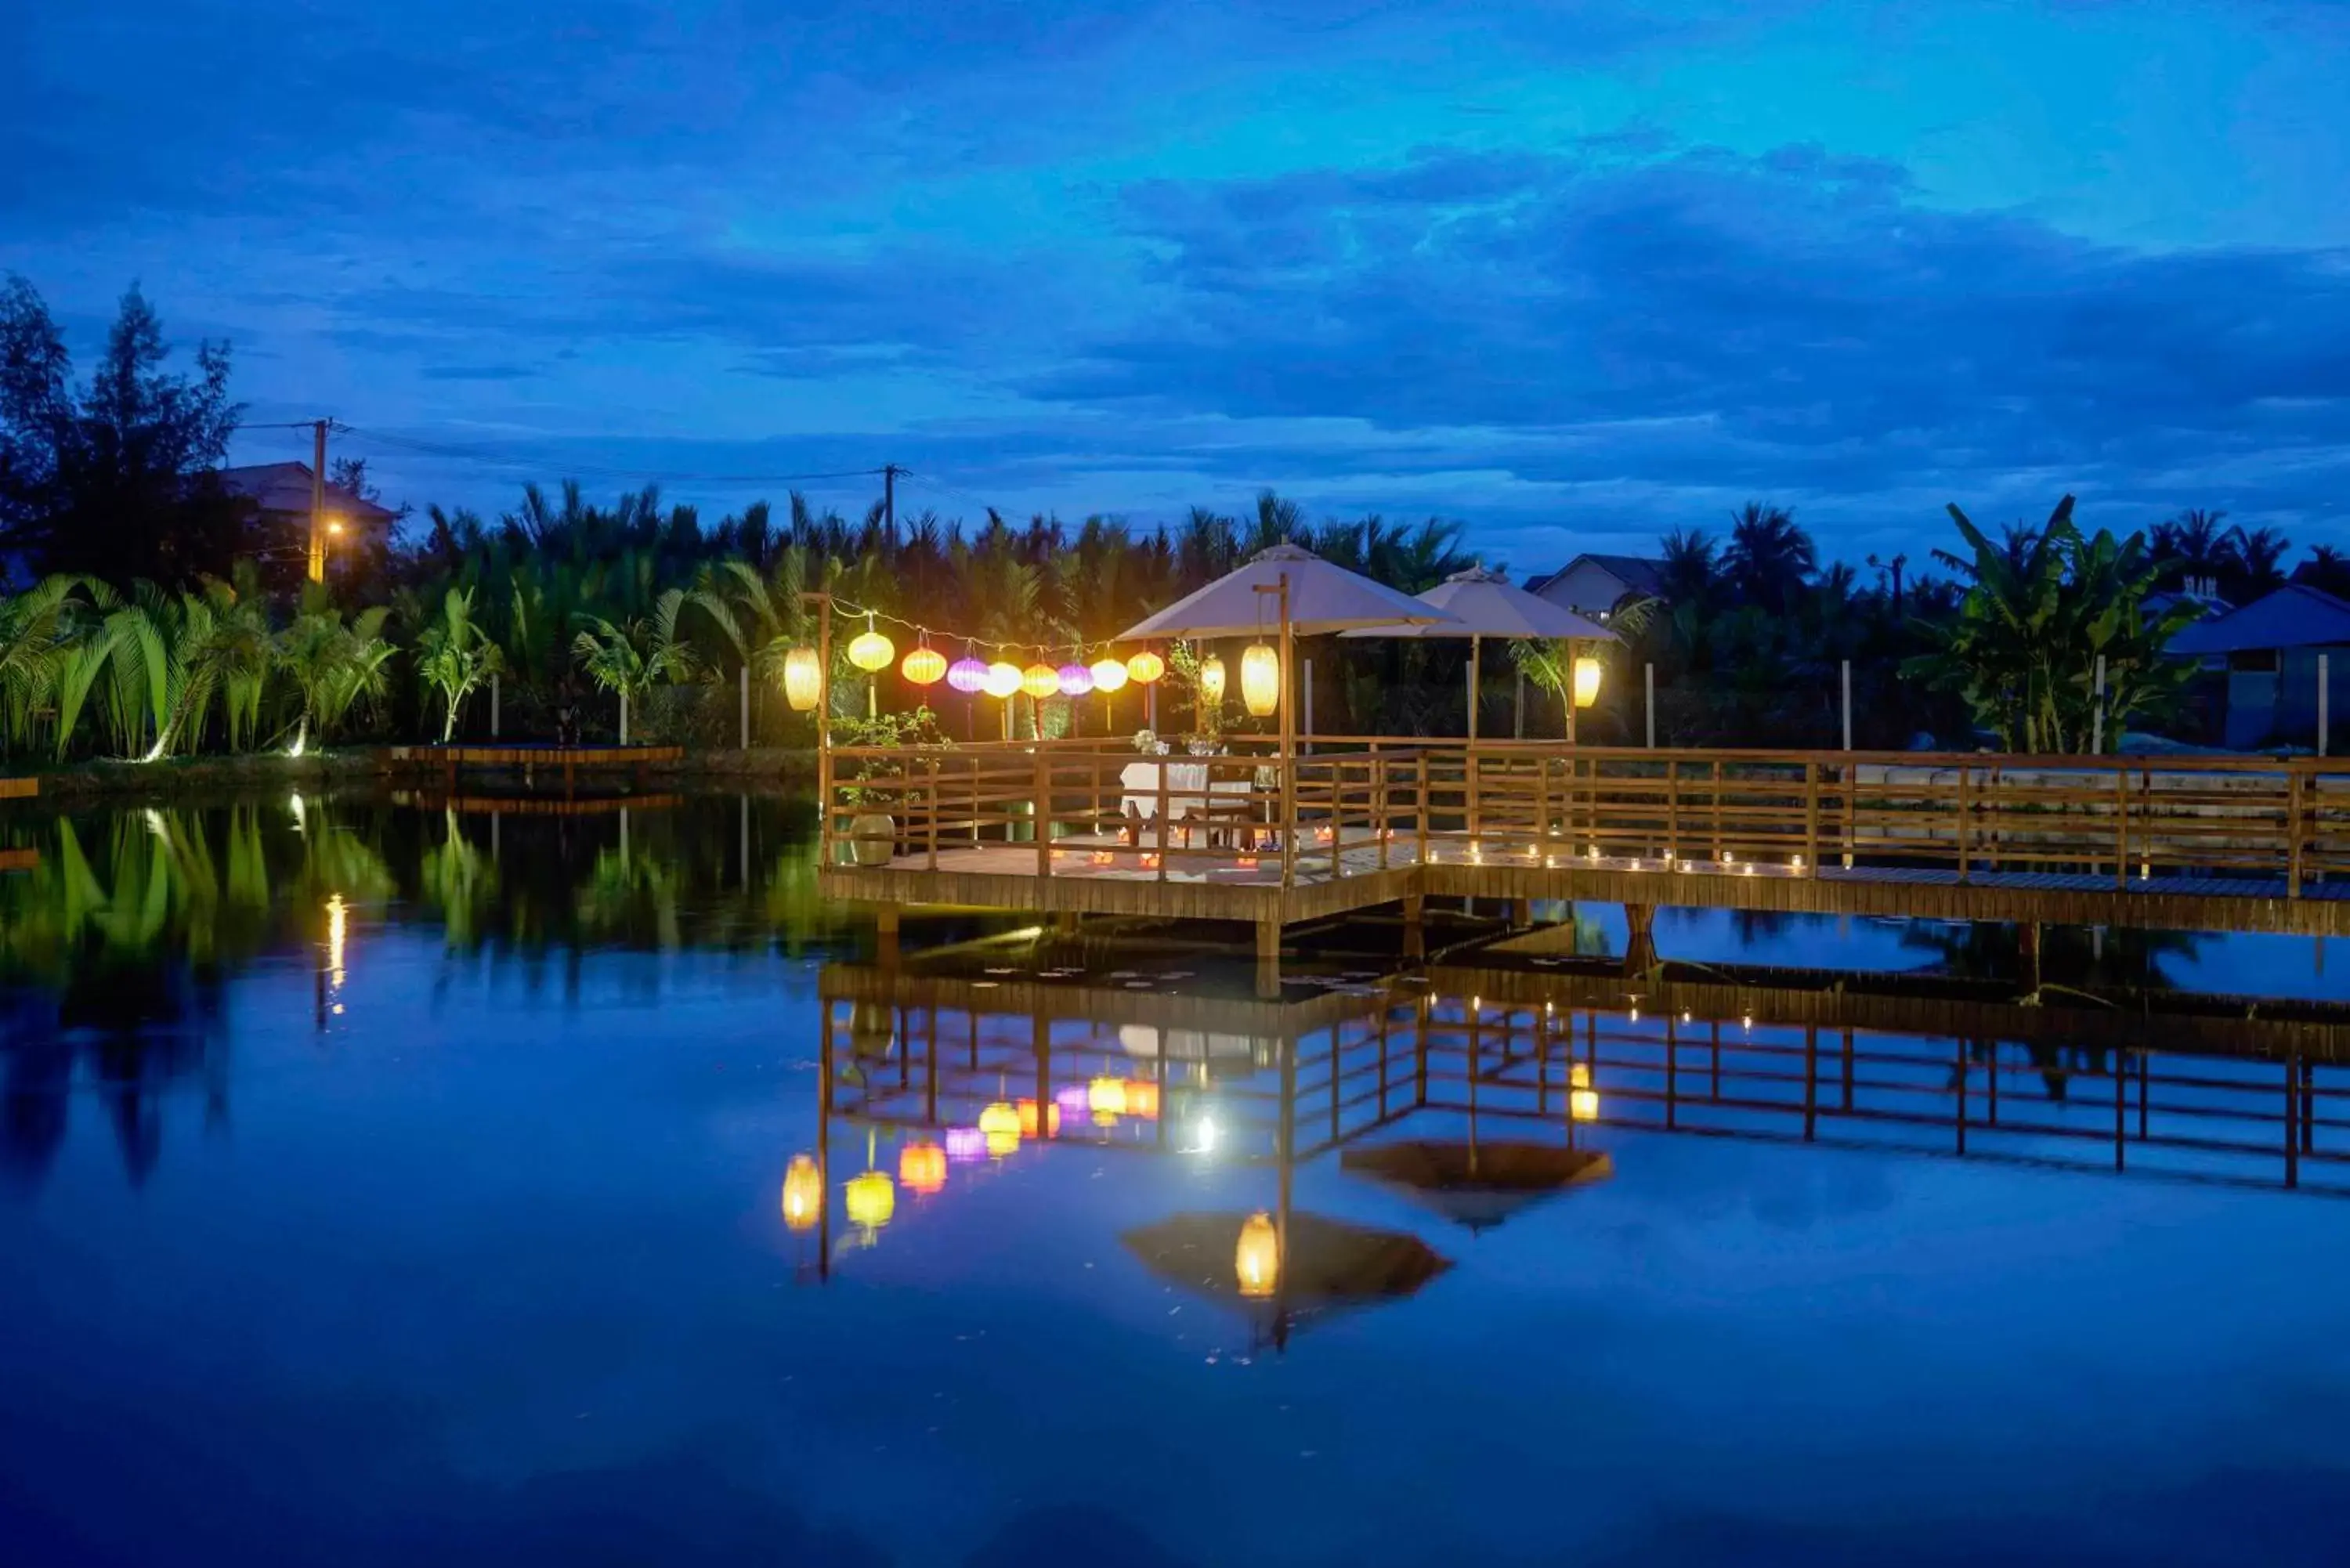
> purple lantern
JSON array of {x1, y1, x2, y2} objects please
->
[
  {"x1": 946, "y1": 657, "x2": 989, "y2": 695},
  {"x1": 944, "y1": 1126, "x2": 989, "y2": 1162},
  {"x1": 1057, "y1": 662, "x2": 1095, "y2": 696}
]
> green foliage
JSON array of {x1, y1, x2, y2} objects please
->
[
  {"x1": 414, "y1": 586, "x2": 502, "y2": 742},
  {"x1": 1903, "y1": 496, "x2": 2200, "y2": 753}
]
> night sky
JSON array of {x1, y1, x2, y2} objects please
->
[{"x1": 6, "y1": 1, "x2": 2348, "y2": 568}]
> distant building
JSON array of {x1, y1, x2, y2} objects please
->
[
  {"x1": 1524, "y1": 554, "x2": 1665, "y2": 617},
  {"x1": 2167, "y1": 583, "x2": 2350, "y2": 750},
  {"x1": 217, "y1": 462, "x2": 400, "y2": 555}
]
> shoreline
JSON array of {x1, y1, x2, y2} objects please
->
[{"x1": 2, "y1": 746, "x2": 823, "y2": 805}]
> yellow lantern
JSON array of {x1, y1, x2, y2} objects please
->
[
  {"x1": 902, "y1": 645, "x2": 947, "y2": 686},
  {"x1": 847, "y1": 615, "x2": 895, "y2": 673},
  {"x1": 1570, "y1": 1060, "x2": 1599, "y2": 1122},
  {"x1": 780, "y1": 1154, "x2": 822, "y2": 1232},
  {"x1": 1021, "y1": 662, "x2": 1060, "y2": 699},
  {"x1": 978, "y1": 1100, "x2": 1022, "y2": 1157},
  {"x1": 783, "y1": 646, "x2": 822, "y2": 711},
  {"x1": 1573, "y1": 655, "x2": 1603, "y2": 710},
  {"x1": 845, "y1": 1169, "x2": 895, "y2": 1230},
  {"x1": 1090, "y1": 658, "x2": 1129, "y2": 693},
  {"x1": 1199, "y1": 655, "x2": 1227, "y2": 705},
  {"x1": 898, "y1": 1141, "x2": 946, "y2": 1195},
  {"x1": 1087, "y1": 1076, "x2": 1127, "y2": 1117},
  {"x1": 1235, "y1": 1211, "x2": 1279, "y2": 1299},
  {"x1": 1239, "y1": 641, "x2": 1280, "y2": 718},
  {"x1": 982, "y1": 661, "x2": 1023, "y2": 699},
  {"x1": 1126, "y1": 650, "x2": 1166, "y2": 685}
]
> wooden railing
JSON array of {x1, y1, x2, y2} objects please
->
[{"x1": 822, "y1": 737, "x2": 2350, "y2": 895}]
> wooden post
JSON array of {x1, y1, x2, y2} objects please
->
[
  {"x1": 1803, "y1": 761, "x2": 1820, "y2": 875},
  {"x1": 1466, "y1": 634, "x2": 1480, "y2": 744},
  {"x1": 926, "y1": 756, "x2": 940, "y2": 871},
  {"x1": 2114, "y1": 766, "x2": 2128, "y2": 891},
  {"x1": 1644, "y1": 663, "x2": 1656, "y2": 749},
  {"x1": 2289, "y1": 764, "x2": 2305, "y2": 898},
  {"x1": 1514, "y1": 668, "x2": 1526, "y2": 739},
  {"x1": 1277, "y1": 575, "x2": 1296, "y2": 889},
  {"x1": 815, "y1": 593, "x2": 833, "y2": 865},
  {"x1": 1035, "y1": 747, "x2": 1050, "y2": 879}
]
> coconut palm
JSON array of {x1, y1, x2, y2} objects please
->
[
  {"x1": 277, "y1": 605, "x2": 396, "y2": 749},
  {"x1": 1721, "y1": 502, "x2": 1815, "y2": 613},
  {"x1": 570, "y1": 587, "x2": 698, "y2": 740}
]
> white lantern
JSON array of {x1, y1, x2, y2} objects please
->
[
  {"x1": 982, "y1": 661, "x2": 1024, "y2": 699},
  {"x1": 1090, "y1": 658, "x2": 1129, "y2": 693},
  {"x1": 1240, "y1": 641, "x2": 1280, "y2": 718}
]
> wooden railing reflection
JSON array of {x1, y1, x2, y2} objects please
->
[
  {"x1": 823, "y1": 735, "x2": 2350, "y2": 899},
  {"x1": 819, "y1": 967, "x2": 2350, "y2": 1198}
]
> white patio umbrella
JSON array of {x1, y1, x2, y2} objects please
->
[
  {"x1": 1119, "y1": 544, "x2": 1458, "y2": 872},
  {"x1": 1119, "y1": 543, "x2": 1458, "y2": 640},
  {"x1": 1340, "y1": 566, "x2": 1617, "y2": 740}
]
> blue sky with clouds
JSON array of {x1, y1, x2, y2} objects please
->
[{"x1": 5, "y1": 0, "x2": 2348, "y2": 569}]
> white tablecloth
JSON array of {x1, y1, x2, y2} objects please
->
[{"x1": 1119, "y1": 760, "x2": 1250, "y2": 821}]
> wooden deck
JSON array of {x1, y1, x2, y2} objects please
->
[
  {"x1": 819, "y1": 738, "x2": 2350, "y2": 940},
  {"x1": 384, "y1": 743, "x2": 684, "y2": 793}
]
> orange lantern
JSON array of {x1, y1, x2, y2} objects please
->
[
  {"x1": 898, "y1": 1141, "x2": 947, "y2": 1195},
  {"x1": 1123, "y1": 1080, "x2": 1161, "y2": 1120}
]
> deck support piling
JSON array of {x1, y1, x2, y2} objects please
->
[
  {"x1": 1624, "y1": 903, "x2": 1657, "y2": 977},
  {"x1": 1401, "y1": 894, "x2": 1425, "y2": 960},
  {"x1": 875, "y1": 906, "x2": 900, "y2": 967}
]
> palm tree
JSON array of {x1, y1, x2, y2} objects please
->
[
  {"x1": 277, "y1": 605, "x2": 396, "y2": 749},
  {"x1": 2151, "y1": 508, "x2": 2232, "y2": 594},
  {"x1": 571, "y1": 587, "x2": 697, "y2": 742},
  {"x1": 2229, "y1": 524, "x2": 2291, "y2": 600},
  {"x1": 1720, "y1": 503, "x2": 1815, "y2": 613},
  {"x1": 1657, "y1": 528, "x2": 1718, "y2": 606},
  {"x1": 414, "y1": 586, "x2": 501, "y2": 742}
]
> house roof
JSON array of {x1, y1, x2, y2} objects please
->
[
  {"x1": 218, "y1": 462, "x2": 399, "y2": 526},
  {"x1": 1525, "y1": 553, "x2": 1665, "y2": 601},
  {"x1": 2168, "y1": 583, "x2": 2350, "y2": 656}
]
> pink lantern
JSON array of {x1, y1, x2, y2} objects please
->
[
  {"x1": 1057, "y1": 662, "x2": 1095, "y2": 697},
  {"x1": 946, "y1": 657, "x2": 989, "y2": 695}
]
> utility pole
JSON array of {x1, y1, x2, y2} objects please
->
[
  {"x1": 881, "y1": 463, "x2": 902, "y2": 541},
  {"x1": 307, "y1": 419, "x2": 330, "y2": 583}
]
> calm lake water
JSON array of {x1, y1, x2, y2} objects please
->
[{"x1": 5, "y1": 791, "x2": 2350, "y2": 1566}]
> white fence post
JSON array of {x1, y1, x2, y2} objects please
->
[{"x1": 1644, "y1": 663, "x2": 1656, "y2": 749}]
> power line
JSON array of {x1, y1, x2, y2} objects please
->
[{"x1": 336, "y1": 424, "x2": 894, "y2": 487}]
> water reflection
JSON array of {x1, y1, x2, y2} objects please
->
[{"x1": 801, "y1": 948, "x2": 2350, "y2": 1310}]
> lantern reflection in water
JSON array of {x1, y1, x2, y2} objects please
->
[
  {"x1": 1088, "y1": 1077, "x2": 1127, "y2": 1117},
  {"x1": 978, "y1": 1101, "x2": 1022, "y2": 1158},
  {"x1": 944, "y1": 1127, "x2": 989, "y2": 1162},
  {"x1": 1235, "y1": 1212, "x2": 1280, "y2": 1299},
  {"x1": 780, "y1": 1154, "x2": 822, "y2": 1232},
  {"x1": 1123, "y1": 1080, "x2": 1160, "y2": 1120},
  {"x1": 1017, "y1": 1098, "x2": 1062, "y2": 1138},
  {"x1": 1569, "y1": 1061, "x2": 1599, "y2": 1122},
  {"x1": 898, "y1": 1141, "x2": 946, "y2": 1196},
  {"x1": 845, "y1": 1169, "x2": 895, "y2": 1232}
]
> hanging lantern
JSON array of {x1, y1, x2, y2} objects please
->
[
  {"x1": 946, "y1": 656, "x2": 989, "y2": 694},
  {"x1": 1090, "y1": 658, "x2": 1129, "y2": 693},
  {"x1": 847, "y1": 615, "x2": 895, "y2": 673},
  {"x1": 902, "y1": 643, "x2": 947, "y2": 687},
  {"x1": 1125, "y1": 649, "x2": 1166, "y2": 685},
  {"x1": 1240, "y1": 641, "x2": 1280, "y2": 717},
  {"x1": 983, "y1": 661, "x2": 1024, "y2": 699},
  {"x1": 1016, "y1": 1098, "x2": 1063, "y2": 1138},
  {"x1": 898, "y1": 1141, "x2": 947, "y2": 1195},
  {"x1": 783, "y1": 646, "x2": 822, "y2": 711},
  {"x1": 1057, "y1": 662, "x2": 1095, "y2": 697},
  {"x1": 1235, "y1": 1212, "x2": 1279, "y2": 1299},
  {"x1": 1199, "y1": 655, "x2": 1227, "y2": 705},
  {"x1": 780, "y1": 1154, "x2": 822, "y2": 1232},
  {"x1": 1087, "y1": 1076, "x2": 1127, "y2": 1117},
  {"x1": 1021, "y1": 662, "x2": 1060, "y2": 699},
  {"x1": 1573, "y1": 655, "x2": 1603, "y2": 710},
  {"x1": 845, "y1": 1169, "x2": 896, "y2": 1230}
]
